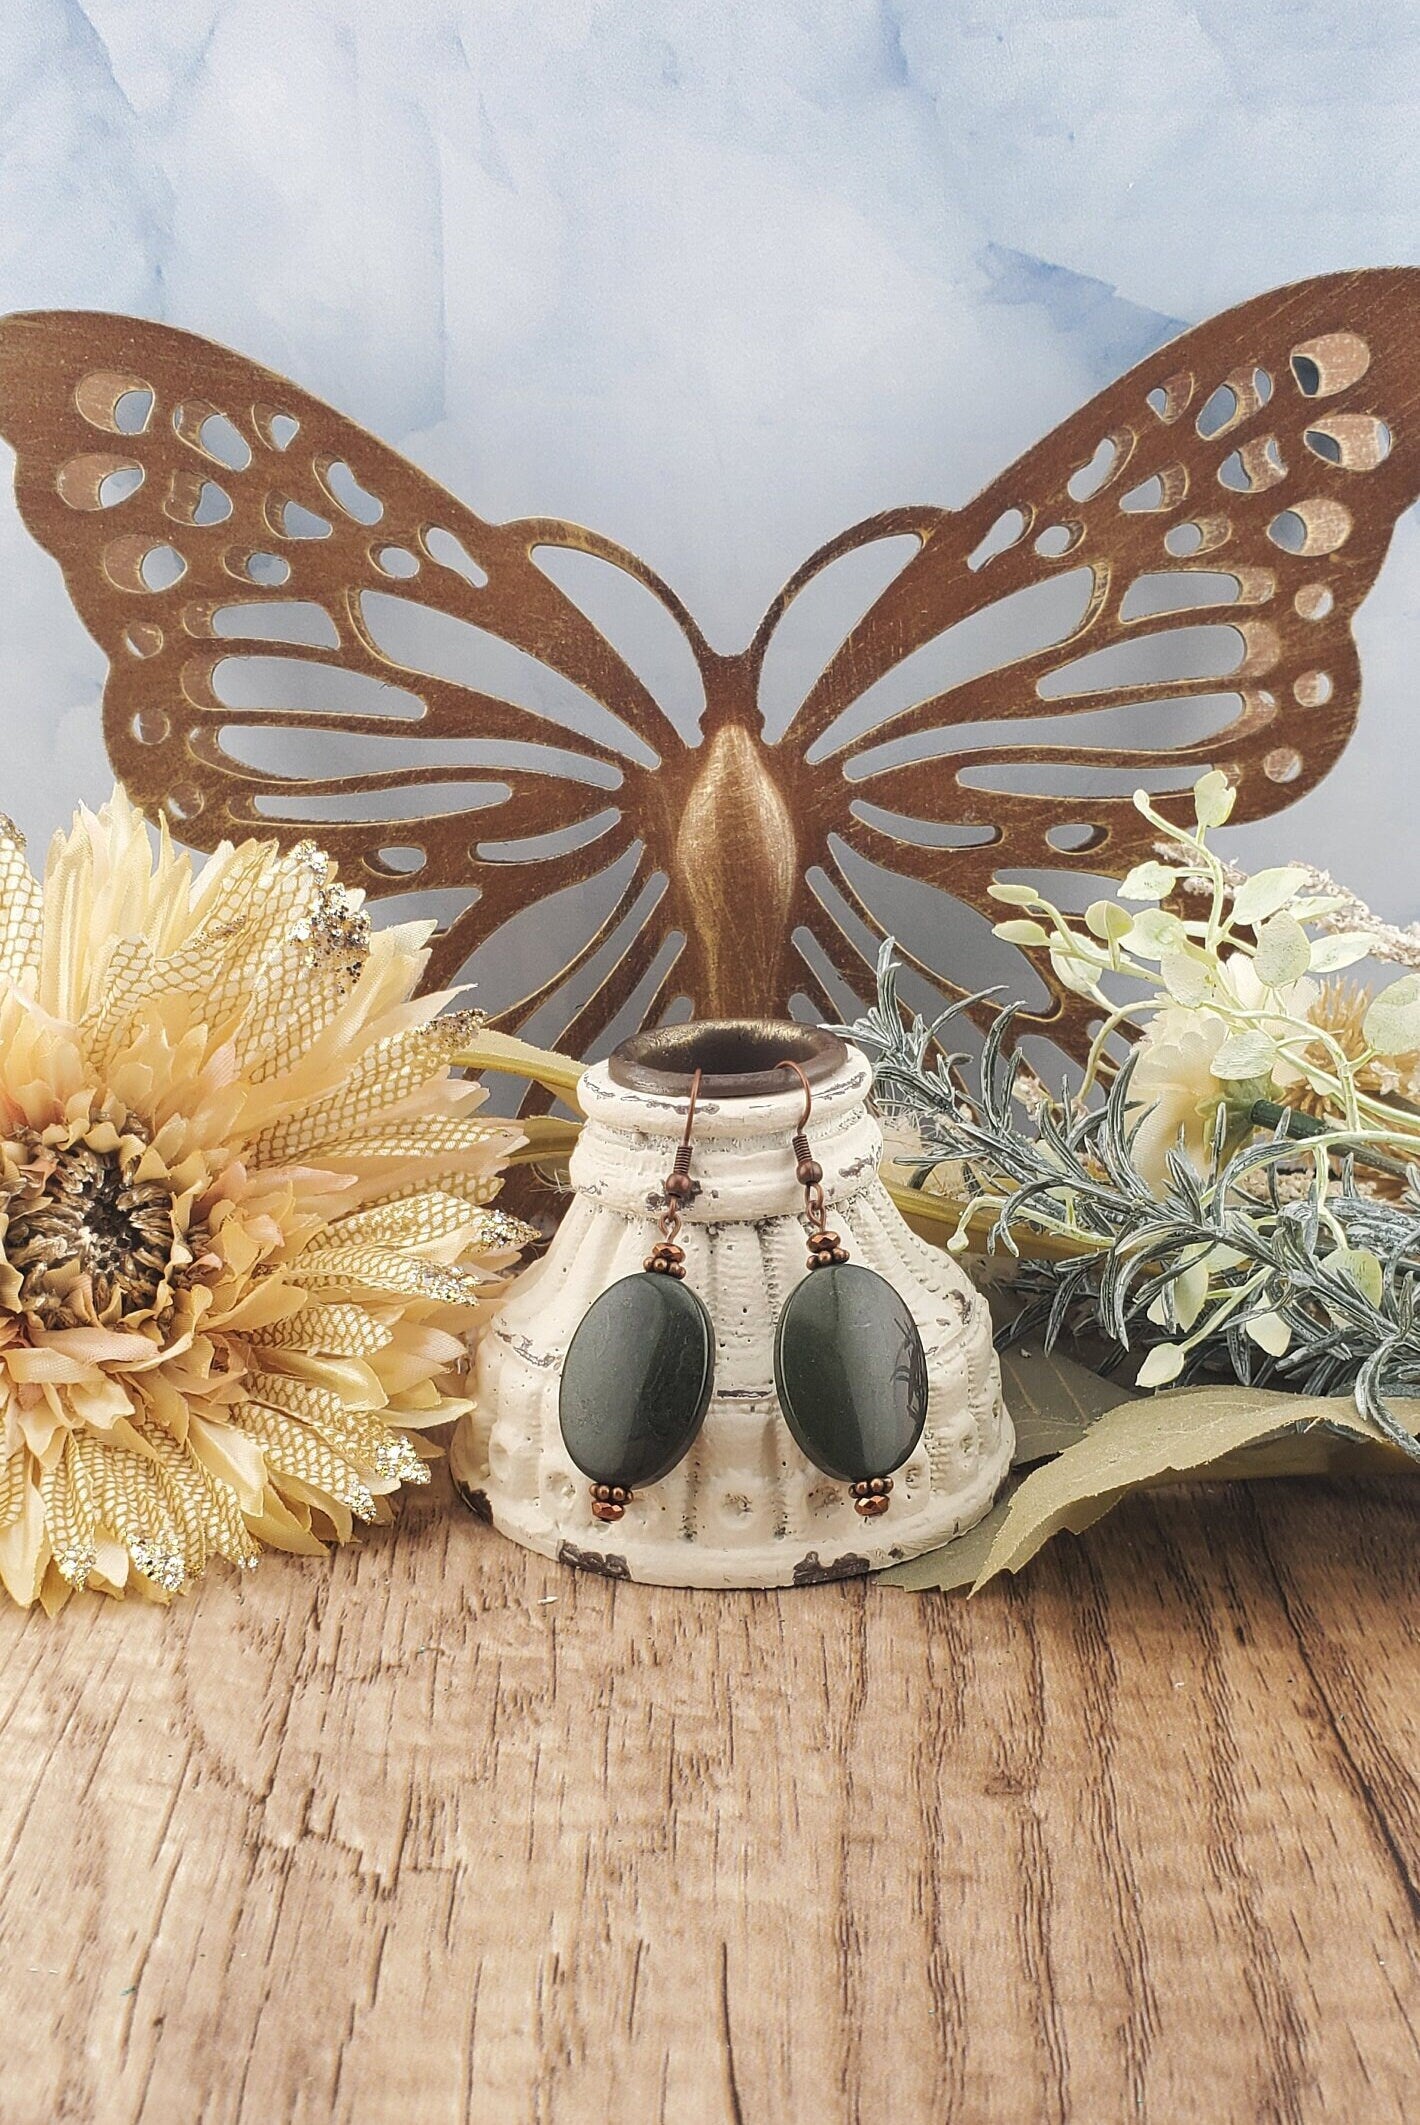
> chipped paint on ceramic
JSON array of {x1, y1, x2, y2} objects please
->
[{"x1": 451, "y1": 1043, "x2": 1012, "y2": 1587}]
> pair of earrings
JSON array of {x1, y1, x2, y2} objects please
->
[{"x1": 558, "y1": 1062, "x2": 928, "y2": 1524}]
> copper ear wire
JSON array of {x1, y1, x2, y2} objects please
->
[
  {"x1": 775, "y1": 1059, "x2": 848, "y2": 1270},
  {"x1": 643, "y1": 1066, "x2": 702, "y2": 1276}
]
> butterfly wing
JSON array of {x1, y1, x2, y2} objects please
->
[
  {"x1": 0, "y1": 309, "x2": 714, "y2": 1053},
  {"x1": 749, "y1": 268, "x2": 1420, "y2": 1048}
]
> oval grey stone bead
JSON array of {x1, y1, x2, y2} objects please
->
[
  {"x1": 559, "y1": 1271, "x2": 715, "y2": 1489},
  {"x1": 773, "y1": 1261, "x2": 927, "y2": 1483}
]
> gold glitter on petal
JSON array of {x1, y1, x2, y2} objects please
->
[
  {"x1": 41, "y1": 1447, "x2": 97, "y2": 1590},
  {"x1": 0, "y1": 1450, "x2": 25, "y2": 1532},
  {"x1": 0, "y1": 792, "x2": 527, "y2": 1607},
  {"x1": 239, "y1": 1405, "x2": 377, "y2": 1522}
]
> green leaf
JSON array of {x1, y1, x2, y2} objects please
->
[
  {"x1": 1253, "y1": 912, "x2": 1311, "y2": 987},
  {"x1": 1363, "y1": 975, "x2": 1420, "y2": 1056},
  {"x1": 1210, "y1": 1030, "x2": 1278, "y2": 1080},
  {"x1": 1085, "y1": 899, "x2": 1133, "y2": 943},
  {"x1": 1173, "y1": 1255, "x2": 1211, "y2": 1331},
  {"x1": 974, "y1": 1387, "x2": 1420, "y2": 1586},
  {"x1": 1193, "y1": 770, "x2": 1237, "y2": 828},
  {"x1": 1329, "y1": 1246, "x2": 1384, "y2": 1307},
  {"x1": 876, "y1": 1343, "x2": 1134, "y2": 1589},
  {"x1": 1244, "y1": 1309, "x2": 1291, "y2": 1356},
  {"x1": 1230, "y1": 865, "x2": 1309, "y2": 927},
  {"x1": 1160, "y1": 948, "x2": 1212, "y2": 1006},
  {"x1": 1308, "y1": 931, "x2": 1373, "y2": 973},
  {"x1": 987, "y1": 882, "x2": 1045, "y2": 907},
  {"x1": 1049, "y1": 947, "x2": 1102, "y2": 998},
  {"x1": 993, "y1": 918, "x2": 1051, "y2": 948},
  {"x1": 1137, "y1": 1342, "x2": 1185, "y2": 1387},
  {"x1": 1119, "y1": 860, "x2": 1177, "y2": 903},
  {"x1": 1125, "y1": 907, "x2": 1187, "y2": 961}
]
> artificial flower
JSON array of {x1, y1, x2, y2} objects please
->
[{"x1": 0, "y1": 792, "x2": 533, "y2": 1609}]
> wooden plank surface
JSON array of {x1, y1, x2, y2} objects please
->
[{"x1": 0, "y1": 1465, "x2": 1415, "y2": 2124}]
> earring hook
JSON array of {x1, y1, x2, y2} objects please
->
[
  {"x1": 681, "y1": 1066, "x2": 703, "y2": 1146},
  {"x1": 775, "y1": 1057, "x2": 812, "y2": 1130}
]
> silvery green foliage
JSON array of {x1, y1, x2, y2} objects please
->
[{"x1": 846, "y1": 942, "x2": 1420, "y2": 1462}]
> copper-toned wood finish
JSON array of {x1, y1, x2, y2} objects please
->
[{"x1": 0, "y1": 271, "x2": 1416, "y2": 1062}]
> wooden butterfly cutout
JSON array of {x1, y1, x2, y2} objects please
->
[{"x1": 0, "y1": 268, "x2": 1415, "y2": 1068}]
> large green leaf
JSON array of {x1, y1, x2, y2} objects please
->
[{"x1": 973, "y1": 1386, "x2": 1420, "y2": 1587}]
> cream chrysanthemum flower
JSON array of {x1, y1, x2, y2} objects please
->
[
  {"x1": 0, "y1": 792, "x2": 533, "y2": 1609},
  {"x1": 1128, "y1": 953, "x2": 1319, "y2": 1189}
]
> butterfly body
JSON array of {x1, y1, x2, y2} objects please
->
[{"x1": 0, "y1": 272, "x2": 1415, "y2": 1068}]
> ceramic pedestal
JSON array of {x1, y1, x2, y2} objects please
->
[{"x1": 451, "y1": 1024, "x2": 1012, "y2": 1587}]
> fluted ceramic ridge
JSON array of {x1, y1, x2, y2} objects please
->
[{"x1": 452, "y1": 1041, "x2": 1013, "y2": 1587}]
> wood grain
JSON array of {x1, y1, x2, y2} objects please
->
[{"x1": 0, "y1": 1465, "x2": 1414, "y2": 2124}]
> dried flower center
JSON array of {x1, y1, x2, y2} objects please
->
[{"x1": 1, "y1": 1136, "x2": 186, "y2": 1326}]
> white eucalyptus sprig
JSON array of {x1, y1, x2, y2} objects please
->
[{"x1": 987, "y1": 770, "x2": 1420, "y2": 1163}]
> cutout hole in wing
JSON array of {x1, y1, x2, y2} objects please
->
[
  {"x1": 808, "y1": 569, "x2": 1094, "y2": 764},
  {"x1": 245, "y1": 778, "x2": 507, "y2": 825},
  {"x1": 847, "y1": 689, "x2": 1245, "y2": 782},
  {"x1": 274, "y1": 498, "x2": 332, "y2": 541},
  {"x1": 217, "y1": 725, "x2": 622, "y2": 793},
  {"x1": 198, "y1": 413, "x2": 251, "y2": 471},
  {"x1": 825, "y1": 837, "x2": 1054, "y2": 1015},
  {"x1": 320, "y1": 459, "x2": 383, "y2": 525},
  {"x1": 847, "y1": 803, "x2": 1000, "y2": 850},
  {"x1": 533, "y1": 543, "x2": 707, "y2": 744},
  {"x1": 1046, "y1": 822, "x2": 1107, "y2": 852},
  {"x1": 240, "y1": 551, "x2": 292, "y2": 588},
  {"x1": 957, "y1": 759, "x2": 1213, "y2": 798},
  {"x1": 189, "y1": 480, "x2": 233, "y2": 527},
  {"x1": 474, "y1": 843, "x2": 650, "y2": 1040},
  {"x1": 365, "y1": 846, "x2": 426, "y2": 878},
  {"x1": 103, "y1": 537, "x2": 186, "y2": 593},
  {"x1": 1120, "y1": 571, "x2": 1241, "y2": 620},
  {"x1": 475, "y1": 811, "x2": 622, "y2": 864},
  {"x1": 1038, "y1": 623, "x2": 1244, "y2": 699},
  {"x1": 130, "y1": 708, "x2": 169, "y2": 745},
  {"x1": 1034, "y1": 523, "x2": 1081, "y2": 559},
  {"x1": 374, "y1": 545, "x2": 420, "y2": 579},
  {"x1": 1068, "y1": 437, "x2": 1121, "y2": 502},
  {"x1": 1294, "y1": 582, "x2": 1334, "y2": 620},
  {"x1": 208, "y1": 654, "x2": 423, "y2": 720},
  {"x1": 1196, "y1": 384, "x2": 1238, "y2": 439},
  {"x1": 588, "y1": 925, "x2": 687, "y2": 1064},
  {"x1": 56, "y1": 454, "x2": 144, "y2": 511},
  {"x1": 1267, "y1": 500, "x2": 1352, "y2": 557},
  {"x1": 211, "y1": 602, "x2": 340, "y2": 647},
  {"x1": 1290, "y1": 333, "x2": 1370, "y2": 398},
  {"x1": 360, "y1": 592, "x2": 659, "y2": 766},
  {"x1": 124, "y1": 624, "x2": 163, "y2": 659},
  {"x1": 254, "y1": 408, "x2": 300, "y2": 451},
  {"x1": 967, "y1": 508, "x2": 1028, "y2": 571},
  {"x1": 423, "y1": 526, "x2": 488, "y2": 588},
  {"x1": 1303, "y1": 415, "x2": 1391, "y2": 471},
  {"x1": 756, "y1": 534, "x2": 921, "y2": 741},
  {"x1": 75, "y1": 372, "x2": 154, "y2": 435}
]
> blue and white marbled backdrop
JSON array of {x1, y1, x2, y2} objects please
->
[{"x1": 0, "y1": 0, "x2": 1415, "y2": 999}]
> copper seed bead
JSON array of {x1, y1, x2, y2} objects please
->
[
  {"x1": 795, "y1": 1158, "x2": 823, "y2": 1186},
  {"x1": 592, "y1": 1500, "x2": 625, "y2": 1522},
  {"x1": 855, "y1": 1494, "x2": 890, "y2": 1518}
]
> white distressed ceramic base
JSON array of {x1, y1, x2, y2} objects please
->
[{"x1": 452, "y1": 1043, "x2": 1012, "y2": 1587}]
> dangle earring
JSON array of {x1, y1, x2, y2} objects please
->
[
  {"x1": 559, "y1": 1069, "x2": 715, "y2": 1522},
  {"x1": 772, "y1": 1060, "x2": 928, "y2": 1517}
]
